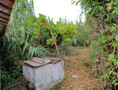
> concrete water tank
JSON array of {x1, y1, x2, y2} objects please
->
[{"x1": 22, "y1": 57, "x2": 65, "y2": 90}]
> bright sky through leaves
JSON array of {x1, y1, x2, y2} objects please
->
[{"x1": 34, "y1": 0, "x2": 85, "y2": 23}]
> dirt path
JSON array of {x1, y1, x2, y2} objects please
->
[{"x1": 54, "y1": 47, "x2": 101, "y2": 90}]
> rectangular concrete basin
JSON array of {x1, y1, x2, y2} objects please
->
[{"x1": 22, "y1": 57, "x2": 65, "y2": 90}]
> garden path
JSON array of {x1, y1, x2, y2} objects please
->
[{"x1": 54, "y1": 47, "x2": 101, "y2": 90}]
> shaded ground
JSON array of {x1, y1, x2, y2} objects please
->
[{"x1": 53, "y1": 47, "x2": 101, "y2": 90}]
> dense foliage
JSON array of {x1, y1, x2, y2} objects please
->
[
  {"x1": 30, "y1": 15, "x2": 76, "y2": 47},
  {"x1": 1, "y1": 0, "x2": 39, "y2": 89},
  {"x1": 73, "y1": 0, "x2": 118, "y2": 89},
  {"x1": 72, "y1": 21, "x2": 89, "y2": 46}
]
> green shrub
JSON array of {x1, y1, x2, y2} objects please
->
[
  {"x1": 73, "y1": 0, "x2": 118, "y2": 89},
  {"x1": 69, "y1": 21, "x2": 89, "y2": 46}
]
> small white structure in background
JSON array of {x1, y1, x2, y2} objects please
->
[{"x1": 22, "y1": 57, "x2": 65, "y2": 90}]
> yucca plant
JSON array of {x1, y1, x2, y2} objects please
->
[{"x1": 3, "y1": 0, "x2": 47, "y2": 59}]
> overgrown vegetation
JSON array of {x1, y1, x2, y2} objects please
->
[
  {"x1": 71, "y1": 21, "x2": 89, "y2": 46},
  {"x1": 1, "y1": 0, "x2": 86, "y2": 89},
  {"x1": 73, "y1": 0, "x2": 118, "y2": 89},
  {"x1": 2, "y1": 0, "x2": 117, "y2": 89}
]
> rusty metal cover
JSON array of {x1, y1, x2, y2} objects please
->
[
  {"x1": 0, "y1": 0, "x2": 15, "y2": 37},
  {"x1": 23, "y1": 57, "x2": 61, "y2": 68},
  {"x1": 23, "y1": 57, "x2": 51, "y2": 68}
]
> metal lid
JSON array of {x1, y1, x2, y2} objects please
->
[
  {"x1": 23, "y1": 57, "x2": 51, "y2": 68},
  {"x1": 23, "y1": 57, "x2": 62, "y2": 68}
]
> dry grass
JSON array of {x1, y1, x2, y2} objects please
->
[{"x1": 53, "y1": 47, "x2": 102, "y2": 90}]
